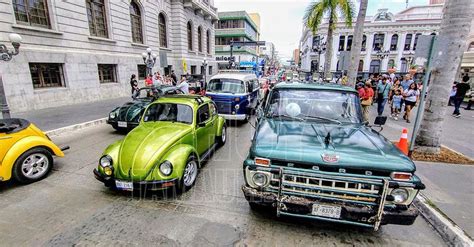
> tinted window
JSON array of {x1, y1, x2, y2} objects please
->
[
  {"x1": 143, "y1": 103, "x2": 193, "y2": 124},
  {"x1": 197, "y1": 104, "x2": 210, "y2": 124},
  {"x1": 207, "y1": 79, "x2": 245, "y2": 94}
]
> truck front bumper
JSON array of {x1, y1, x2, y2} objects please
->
[
  {"x1": 242, "y1": 185, "x2": 419, "y2": 227},
  {"x1": 219, "y1": 113, "x2": 247, "y2": 120}
]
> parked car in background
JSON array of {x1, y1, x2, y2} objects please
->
[
  {"x1": 0, "y1": 118, "x2": 68, "y2": 184},
  {"x1": 206, "y1": 71, "x2": 259, "y2": 122},
  {"x1": 107, "y1": 86, "x2": 183, "y2": 131},
  {"x1": 94, "y1": 95, "x2": 227, "y2": 192},
  {"x1": 242, "y1": 83, "x2": 425, "y2": 231}
]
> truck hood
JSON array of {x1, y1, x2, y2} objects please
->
[
  {"x1": 253, "y1": 119, "x2": 415, "y2": 173},
  {"x1": 116, "y1": 122, "x2": 192, "y2": 180}
]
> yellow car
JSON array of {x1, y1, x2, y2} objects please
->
[{"x1": 0, "y1": 118, "x2": 68, "y2": 184}]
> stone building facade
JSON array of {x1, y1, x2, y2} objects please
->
[{"x1": 0, "y1": 0, "x2": 218, "y2": 113}]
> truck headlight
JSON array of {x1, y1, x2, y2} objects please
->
[
  {"x1": 235, "y1": 104, "x2": 240, "y2": 110},
  {"x1": 252, "y1": 172, "x2": 268, "y2": 187},
  {"x1": 99, "y1": 155, "x2": 113, "y2": 168},
  {"x1": 159, "y1": 161, "x2": 173, "y2": 176},
  {"x1": 391, "y1": 188, "x2": 409, "y2": 203}
]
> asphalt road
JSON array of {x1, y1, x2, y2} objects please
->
[{"x1": 0, "y1": 123, "x2": 446, "y2": 246}]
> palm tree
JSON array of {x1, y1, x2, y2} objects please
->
[
  {"x1": 414, "y1": 0, "x2": 474, "y2": 154},
  {"x1": 347, "y1": 0, "x2": 368, "y2": 86},
  {"x1": 304, "y1": 0, "x2": 355, "y2": 79}
]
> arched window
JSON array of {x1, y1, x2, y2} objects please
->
[
  {"x1": 187, "y1": 21, "x2": 193, "y2": 51},
  {"x1": 158, "y1": 13, "x2": 167, "y2": 48},
  {"x1": 361, "y1": 35, "x2": 367, "y2": 51},
  {"x1": 413, "y1": 33, "x2": 422, "y2": 50},
  {"x1": 390, "y1": 34, "x2": 398, "y2": 51},
  {"x1": 373, "y1": 34, "x2": 385, "y2": 51},
  {"x1": 206, "y1": 30, "x2": 211, "y2": 54},
  {"x1": 346, "y1": 35, "x2": 353, "y2": 51},
  {"x1": 338, "y1": 36, "x2": 345, "y2": 51},
  {"x1": 130, "y1": 1, "x2": 143, "y2": 43},
  {"x1": 404, "y1": 34, "x2": 412, "y2": 51},
  {"x1": 198, "y1": 26, "x2": 203, "y2": 52},
  {"x1": 369, "y1": 60, "x2": 381, "y2": 73},
  {"x1": 86, "y1": 0, "x2": 108, "y2": 38},
  {"x1": 358, "y1": 60, "x2": 364, "y2": 72}
]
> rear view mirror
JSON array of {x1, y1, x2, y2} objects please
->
[{"x1": 374, "y1": 116, "x2": 387, "y2": 126}]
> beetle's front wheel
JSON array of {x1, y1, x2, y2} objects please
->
[
  {"x1": 177, "y1": 155, "x2": 199, "y2": 193},
  {"x1": 216, "y1": 125, "x2": 227, "y2": 147},
  {"x1": 12, "y1": 147, "x2": 53, "y2": 184}
]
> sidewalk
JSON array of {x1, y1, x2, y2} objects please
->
[{"x1": 12, "y1": 97, "x2": 130, "y2": 131}]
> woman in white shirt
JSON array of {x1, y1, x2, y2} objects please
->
[{"x1": 403, "y1": 82, "x2": 420, "y2": 123}]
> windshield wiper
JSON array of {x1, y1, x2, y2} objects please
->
[
  {"x1": 271, "y1": 114, "x2": 305, "y2": 121},
  {"x1": 303, "y1": 115, "x2": 342, "y2": 125}
]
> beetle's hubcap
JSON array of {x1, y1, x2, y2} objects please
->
[
  {"x1": 183, "y1": 160, "x2": 198, "y2": 187},
  {"x1": 21, "y1": 153, "x2": 49, "y2": 179},
  {"x1": 221, "y1": 127, "x2": 226, "y2": 143}
]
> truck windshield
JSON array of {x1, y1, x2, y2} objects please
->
[
  {"x1": 266, "y1": 90, "x2": 362, "y2": 124},
  {"x1": 207, "y1": 79, "x2": 245, "y2": 94},
  {"x1": 143, "y1": 103, "x2": 193, "y2": 124}
]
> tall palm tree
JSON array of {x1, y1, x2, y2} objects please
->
[
  {"x1": 304, "y1": 0, "x2": 355, "y2": 78},
  {"x1": 414, "y1": 0, "x2": 474, "y2": 154},
  {"x1": 347, "y1": 0, "x2": 368, "y2": 86}
]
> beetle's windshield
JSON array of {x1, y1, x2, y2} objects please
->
[
  {"x1": 207, "y1": 79, "x2": 245, "y2": 94},
  {"x1": 143, "y1": 103, "x2": 193, "y2": 124},
  {"x1": 266, "y1": 90, "x2": 362, "y2": 124}
]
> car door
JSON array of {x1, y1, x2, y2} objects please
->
[{"x1": 195, "y1": 103, "x2": 214, "y2": 156}]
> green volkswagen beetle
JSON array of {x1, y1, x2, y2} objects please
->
[{"x1": 94, "y1": 95, "x2": 227, "y2": 192}]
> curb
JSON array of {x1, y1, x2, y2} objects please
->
[
  {"x1": 45, "y1": 118, "x2": 107, "y2": 137},
  {"x1": 414, "y1": 193, "x2": 473, "y2": 247},
  {"x1": 441, "y1": 144, "x2": 474, "y2": 161}
]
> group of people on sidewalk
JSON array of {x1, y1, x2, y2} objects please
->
[
  {"x1": 129, "y1": 70, "x2": 190, "y2": 97},
  {"x1": 357, "y1": 74, "x2": 421, "y2": 123}
]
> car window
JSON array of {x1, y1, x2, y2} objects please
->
[
  {"x1": 143, "y1": 103, "x2": 193, "y2": 124},
  {"x1": 210, "y1": 103, "x2": 217, "y2": 116},
  {"x1": 197, "y1": 104, "x2": 210, "y2": 124},
  {"x1": 207, "y1": 79, "x2": 245, "y2": 94}
]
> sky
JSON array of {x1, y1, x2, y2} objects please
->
[{"x1": 214, "y1": 0, "x2": 429, "y2": 61}]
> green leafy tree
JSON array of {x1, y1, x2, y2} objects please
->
[{"x1": 304, "y1": 0, "x2": 355, "y2": 78}]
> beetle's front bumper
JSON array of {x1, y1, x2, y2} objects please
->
[
  {"x1": 242, "y1": 185, "x2": 419, "y2": 227},
  {"x1": 107, "y1": 119, "x2": 139, "y2": 130},
  {"x1": 93, "y1": 169, "x2": 177, "y2": 191}
]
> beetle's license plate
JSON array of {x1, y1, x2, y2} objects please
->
[
  {"x1": 115, "y1": 180, "x2": 133, "y2": 191},
  {"x1": 312, "y1": 204, "x2": 341, "y2": 219},
  {"x1": 118, "y1": 121, "x2": 127, "y2": 128}
]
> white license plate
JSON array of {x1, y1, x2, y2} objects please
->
[
  {"x1": 118, "y1": 121, "x2": 127, "y2": 128},
  {"x1": 312, "y1": 204, "x2": 342, "y2": 219},
  {"x1": 115, "y1": 180, "x2": 133, "y2": 191}
]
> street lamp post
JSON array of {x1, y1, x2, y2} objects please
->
[
  {"x1": 0, "y1": 33, "x2": 22, "y2": 119},
  {"x1": 141, "y1": 47, "x2": 158, "y2": 78},
  {"x1": 313, "y1": 39, "x2": 327, "y2": 78},
  {"x1": 202, "y1": 58, "x2": 208, "y2": 90},
  {"x1": 375, "y1": 49, "x2": 390, "y2": 74}
]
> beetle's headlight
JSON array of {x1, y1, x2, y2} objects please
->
[
  {"x1": 109, "y1": 112, "x2": 117, "y2": 119},
  {"x1": 99, "y1": 155, "x2": 112, "y2": 168},
  {"x1": 252, "y1": 172, "x2": 268, "y2": 187},
  {"x1": 391, "y1": 188, "x2": 409, "y2": 203},
  {"x1": 159, "y1": 161, "x2": 173, "y2": 176}
]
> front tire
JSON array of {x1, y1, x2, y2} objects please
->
[
  {"x1": 216, "y1": 125, "x2": 227, "y2": 147},
  {"x1": 177, "y1": 155, "x2": 199, "y2": 193},
  {"x1": 12, "y1": 147, "x2": 53, "y2": 184}
]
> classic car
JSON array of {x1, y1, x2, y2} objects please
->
[
  {"x1": 94, "y1": 95, "x2": 227, "y2": 192},
  {"x1": 107, "y1": 86, "x2": 183, "y2": 131},
  {"x1": 0, "y1": 118, "x2": 68, "y2": 184},
  {"x1": 242, "y1": 83, "x2": 425, "y2": 231}
]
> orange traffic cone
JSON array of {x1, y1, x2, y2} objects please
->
[{"x1": 397, "y1": 128, "x2": 409, "y2": 155}]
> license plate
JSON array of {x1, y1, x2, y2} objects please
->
[
  {"x1": 118, "y1": 121, "x2": 127, "y2": 128},
  {"x1": 115, "y1": 180, "x2": 133, "y2": 191},
  {"x1": 312, "y1": 203, "x2": 341, "y2": 219}
]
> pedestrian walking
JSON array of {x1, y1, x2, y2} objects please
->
[
  {"x1": 177, "y1": 75, "x2": 189, "y2": 94},
  {"x1": 361, "y1": 81, "x2": 374, "y2": 123},
  {"x1": 452, "y1": 76, "x2": 471, "y2": 118},
  {"x1": 448, "y1": 81, "x2": 457, "y2": 106},
  {"x1": 390, "y1": 90, "x2": 403, "y2": 120},
  {"x1": 376, "y1": 78, "x2": 390, "y2": 116},
  {"x1": 403, "y1": 82, "x2": 420, "y2": 123},
  {"x1": 170, "y1": 70, "x2": 178, "y2": 86},
  {"x1": 130, "y1": 74, "x2": 139, "y2": 98}
]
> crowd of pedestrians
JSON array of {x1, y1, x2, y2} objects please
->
[{"x1": 129, "y1": 70, "x2": 192, "y2": 98}]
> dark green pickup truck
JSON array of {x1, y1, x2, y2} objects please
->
[{"x1": 242, "y1": 83, "x2": 425, "y2": 231}]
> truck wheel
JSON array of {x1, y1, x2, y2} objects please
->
[
  {"x1": 216, "y1": 125, "x2": 227, "y2": 147},
  {"x1": 12, "y1": 147, "x2": 53, "y2": 184},
  {"x1": 177, "y1": 155, "x2": 199, "y2": 193}
]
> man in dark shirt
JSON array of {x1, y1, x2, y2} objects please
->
[
  {"x1": 170, "y1": 70, "x2": 178, "y2": 86},
  {"x1": 452, "y1": 75, "x2": 471, "y2": 117}
]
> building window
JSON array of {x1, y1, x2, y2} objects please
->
[
  {"x1": 400, "y1": 58, "x2": 408, "y2": 72},
  {"x1": 369, "y1": 60, "x2": 381, "y2": 74},
  {"x1": 187, "y1": 21, "x2": 193, "y2": 51},
  {"x1": 338, "y1": 36, "x2": 345, "y2": 51},
  {"x1": 198, "y1": 26, "x2": 203, "y2": 52},
  {"x1": 130, "y1": 0, "x2": 143, "y2": 43},
  {"x1": 190, "y1": 65, "x2": 196, "y2": 75},
  {"x1": 158, "y1": 13, "x2": 167, "y2": 48},
  {"x1": 29, "y1": 63, "x2": 65, "y2": 89},
  {"x1": 388, "y1": 59, "x2": 395, "y2": 69},
  {"x1": 217, "y1": 20, "x2": 244, "y2": 29},
  {"x1": 413, "y1": 33, "x2": 422, "y2": 50},
  {"x1": 361, "y1": 35, "x2": 367, "y2": 51},
  {"x1": 346, "y1": 35, "x2": 353, "y2": 51},
  {"x1": 373, "y1": 34, "x2": 385, "y2": 51},
  {"x1": 209, "y1": 66, "x2": 213, "y2": 75},
  {"x1": 86, "y1": 0, "x2": 108, "y2": 38},
  {"x1": 404, "y1": 34, "x2": 412, "y2": 51},
  {"x1": 390, "y1": 34, "x2": 398, "y2": 51},
  {"x1": 200, "y1": 66, "x2": 205, "y2": 75},
  {"x1": 137, "y1": 64, "x2": 147, "y2": 80},
  {"x1": 206, "y1": 30, "x2": 211, "y2": 54},
  {"x1": 98, "y1": 64, "x2": 117, "y2": 83},
  {"x1": 469, "y1": 42, "x2": 474, "y2": 52},
  {"x1": 13, "y1": 0, "x2": 50, "y2": 28},
  {"x1": 358, "y1": 60, "x2": 364, "y2": 72}
]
